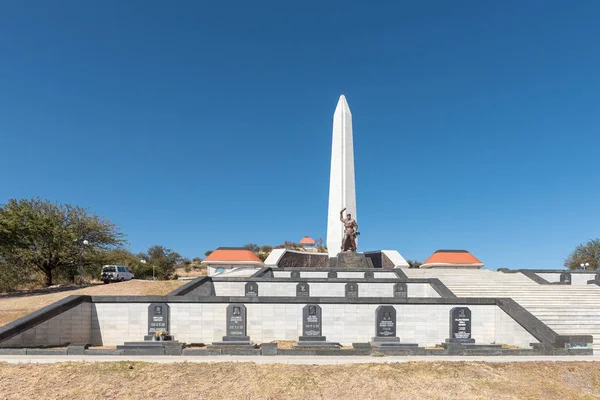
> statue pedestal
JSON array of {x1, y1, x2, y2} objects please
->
[{"x1": 330, "y1": 252, "x2": 370, "y2": 268}]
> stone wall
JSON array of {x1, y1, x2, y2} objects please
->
[{"x1": 0, "y1": 302, "x2": 92, "y2": 347}]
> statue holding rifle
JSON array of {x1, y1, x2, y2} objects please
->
[{"x1": 340, "y1": 208, "x2": 359, "y2": 252}]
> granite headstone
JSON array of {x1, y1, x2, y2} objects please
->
[
  {"x1": 212, "y1": 303, "x2": 252, "y2": 346},
  {"x1": 147, "y1": 303, "x2": 169, "y2": 336},
  {"x1": 375, "y1": 306, "x2": 396, "y2": 338},
  {"x1": 226, "y1": 304, "x2": 248, "y2": 338},
  {"x1": 296, "y1": 282, "x2": 310, "y2": 297},
  {"x1": 394, "y1": 282, "x2": 408, "y2": 298},
  {"x1": 448, "y1": 307, "x2": 475, "y2": 343},
  {"x1": 345, "y1": 282, "x2": 359, "y2": 298},
  {"x1": 301, "y1": 304, "x2": 323, "y2": 339},
  {"x1": 560, "y1": 272, "x2": 572, "y2": 284},
  {"x1": 245, "y1": 282, "x2": 258, "y2": 297}
]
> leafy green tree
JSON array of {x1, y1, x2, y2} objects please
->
[
  {"x1": 204, "y1": 250, "x2": 213, "y2": 257},
  {"x1": 407, "y1": 260, "x2": 422, "y2": 269},
  {"x1": 145, "y1": 245, "x2": 182, "y2": 280},
  {"x1": 565, "y1": 239, "x2": 600, "y2": 270},
  {"x1": 0, "y1": 197, "x2": 125, "y2": 287}
]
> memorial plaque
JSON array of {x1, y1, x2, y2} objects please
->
[
  {"x1": 147, "y1": 303, "x2": 169, "y2": 335},
  {"x1": 364, "y1": 271, "x2": 374, "y2": 279},
  {"x1": 596, "y1": 273, "x2": 600, "y2": 282},
  {"x1": 302, "y1": 304, "x2": 322, "y2": 337},
  {"x1": 245, "y1": 282, "x2": 258, "y2": 297},
  {"x1": 394, "y1": 282, "x2": 408, "y2": 298},
  {"x1": 291, "y1": 270, "x2": 300, "y2": 279},
  {"x1": 560, "y1": 272, "x2": 571, "y2": 284},
  {"x1": 226, "y1": 304, "x2": 247, "y2": 337},
  {"x1": 375, "y1": 306, "x2": 396, "y2": 337},
  {"x1": 449, "y1": 307, "x2": 474, "y2": 343},
  {"x1": 327, "y1": 271, "x2": 338, "y2": 278},
  {"x1": 345, "y1": 282, "x2": 359, "y2": 298},
  {"x1": 296, "y1": 282, "x2": 310, "y2": 297}
]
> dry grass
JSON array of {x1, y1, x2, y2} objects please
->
[
  {"x1": 0, "y1": 280, "x2": 185, "y2": 327},
  {"x1": 173, "y1": 267, "x2": 207, "y2": 278},
  {"x1": 0, "y1": 361, "x2": 599, "y2": 399}
]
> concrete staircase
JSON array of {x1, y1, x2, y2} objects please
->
[{"x1": 403, "y1": 268, "x2": 600, "y2": 350}]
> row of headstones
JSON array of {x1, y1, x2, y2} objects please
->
[
  {"x1": 245, "y1": 281, "x2": 408, "y2": 298},
  {"x1": 289, "y1": 271, "x2": 376, "y2": 279},
  {"x1": 147, "y1": 303, "x2": 473, "y2": 344}
]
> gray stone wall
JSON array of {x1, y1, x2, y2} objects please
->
[{"x1": 0, "y1": 303, "x2": 92, "y2": 347}]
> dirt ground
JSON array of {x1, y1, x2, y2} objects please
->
[
  {"x1": 0, "y1": 280, "x2": 186, "y2": 327},
  {"x1": 0, "y1": 361, "x2": 598, "y2": 400}
]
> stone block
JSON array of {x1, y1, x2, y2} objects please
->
[
  {"x1": 336, "y1": 253, "x2": 369, "y2": 268},
  {"x1": 260, "y1": 343, "x2": 278, "y2": 355}
]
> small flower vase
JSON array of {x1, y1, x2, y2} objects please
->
[
  {"x1": 152, "y1": 336, "x2": 158, "y2": 342},
  {"x1": 158, "y1": 336, "x2": 164, "y2": 341}
]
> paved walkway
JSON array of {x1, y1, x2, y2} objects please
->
[{"x1": 1, "y1": 355, "x2": 600, "y2": 364}]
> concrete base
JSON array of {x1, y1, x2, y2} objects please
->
[
  {"x1": 445, "y1": 338, "x2": 476, "y2": 344},
  {"x1": 117, "y1": 341, "x2": 184, "y2": 356},
  {"x1": 370, "y1": 337, "x2": 419, "y2": 348},
  {"x1": 295, "y1": 337, "x2": 340, "y2": 348},
  {"x1": 211, "y1": 336, "x2": 253, "y2": 346}
]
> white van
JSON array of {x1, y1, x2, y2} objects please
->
[{"x1": 101, "y1": 265, "x2": 135, "y2": 284}]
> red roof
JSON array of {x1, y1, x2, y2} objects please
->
[
  {"x1": 300, "y1": 236, "x2": 316, "y2": 245},
  {"x1": 422, "y1": 250, "x2": 482, "y2": 265},
  {"x1": 203, "y1": 248, "x2": 262, "y2": 262}
]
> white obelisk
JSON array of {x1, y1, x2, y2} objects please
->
[{"x1": 326, "y1": 95, "x2": 357, "y2": 257}]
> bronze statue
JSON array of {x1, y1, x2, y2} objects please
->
[{"x1": 340, "y1": 208, "x2": 358, "y2": 252}]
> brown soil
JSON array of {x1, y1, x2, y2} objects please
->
[
  {"x1": 0, "y1": 280, "x2": 185, "y2": 327},
  {"x1": 0, "y1": 361, "x2": 598, "y2": 399}
]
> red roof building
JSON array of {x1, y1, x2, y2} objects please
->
[
  {"x1": 203, "y1": 247, "x2": 262, "y2": 264},
  {"x1": 420, "y1": 250, "x2": 484, "y2": 269},
  {"x1": 299, "y1": 236, "x2": 316, "y2": 246}
]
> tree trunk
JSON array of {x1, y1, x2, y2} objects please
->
[{"x1": 45, "y1": 267, "x2": 53, "y2": 287}]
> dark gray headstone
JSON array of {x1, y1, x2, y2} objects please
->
[
  {"x1": 560, "y1": 272, "x2": 572, "y2": 284},
  {"x1": 301, "y1": 304, "x2": 322, "y2": 338},
  {"x1": 147, "y1": 303, "x2": 169, "y2": 336},
  {"x1": 449, "y1": 307, "x2": 474, "y2": 343},
  {"x1": 245, "y1": 282, "x2": 258, "y2": 297},
  {"x1": 291, "y1": 270, "x2": 300, "y2": 279},
  {"x1": 345, "y1": 282, "x2": 359, "y2": 298},
  {"x1": 295, "y1": 304, "x2": 339, "y2": 347},
  {"x1": 394, "y1": 282, "x2": 407, "y2": 298},
  {"x1": 226, "y1": 304, "x2": 247, "y2": 338},
  {"x1": 364, "y1": 271, "x2": 374, "y2": 279},
  {"x1": 375, "y1": 306, "x2": 396, "y2": 338},
  {"x1": 327, "y1": 271, "x2": 337, "y2": 278},
  {"x1": 296, "y1": 282, "x2": 310, "y2": 297}
]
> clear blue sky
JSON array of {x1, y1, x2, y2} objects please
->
[{"x1": 1, "y1": 1, "x2": 598, "y2": 269}]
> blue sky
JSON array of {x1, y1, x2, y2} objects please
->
[{"x1": 1, "y1": 1, "x2": 599, "y2": 269}]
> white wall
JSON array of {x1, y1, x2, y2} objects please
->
[
  {"x1": 0, "y1": 302, "x2": 539, "y2": 349},
  {"x1": 210, "y1": 281, "x2": 439, "y2": 298}
]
